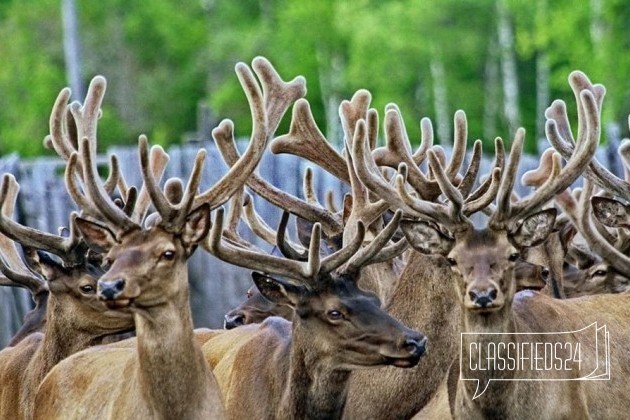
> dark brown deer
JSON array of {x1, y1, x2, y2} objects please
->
[
  {"x1": 34, "y1": 56, "x2": 305, "y2": 419},
  {"x1": 0, "y1": 174, "x2": 134, "y2": 420},
  {"x1": 202, "y1": 204, "x2": 426, "y2": 420}
]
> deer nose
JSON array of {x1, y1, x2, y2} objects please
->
[
  {"x1": 99, "y1": 278, "x2": 126, "y2": 301},
  {"x1": 224, "y1": 313, "x2": 245, "y2": 330},
  {"x1": 403, "y1": 334, "x2": 428, "y2": 358},
  {"x1": 468, "y1": 287, "x2": 498, "y2": 307}
]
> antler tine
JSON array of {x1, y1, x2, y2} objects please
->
[
  {"x1": 351, "y1": 119, "x2": 411, "y2": 212},
  {"x1": 466, "y1": 137, "x2": 505, "y2": 203},
  {"x1": 325, "y1": 190, "x2": 339, "y2": 213},
  {"x1": 463, "y1": 167, "x2": 502, "y2": 215},
  {"x1": 252, "y1": 56, "x2": 307, "y2": 139},
  {"x1": 320, "y1": 221, "x2": 365, "y2": 274},
  {"x1": 277, "y1": 211, "x2": 309, "y2": 261},
  {"x1": 44, "y1": 87, "x2": 75, "y2": 161},
  {"x1": 340, "y1": 90, "x2": 372, "y2": 146},
  {"x1": 411, "y1": 117, "x2": 435, "y2": 164},
  {"x1": 342, "y1": 133, "x2": 391, "y2": 241},
  {"x1": 394, "y1": 168, "x2": 452, "y2": 228},
  {"x1": 81, "y1": 137, "x2": 138, "y2": 232},
  {"x1": 303, "y1": 167, "x2": 321, "y2": 206},
  {"x1": 372, "y1": 105, "x2": 435, "y2": 199},
  {"x1": 138, "y1": 135, "x2": 207, "y2": 231},
  {"x1": 458, "y1": 139, "x2": 483, "y2": 198},
  {"x1": 271, "y1": 99, "x2": 349, "y2": 183},
  {"x1": 510, "y1": 89, "x2": 599, "y2": 221},
  {"x1": 446, "y1": 110, "x2": 468, "y2": 179},
  {"x1": 546, "y1": 73, "x2": 626, "y2": 199},
  {"x1": 204, "y1": 208, "x2": 320, "y2": 283},
  {"x1": 426, "y1": 150, "x2": 470, "y2": 227},
  {"x1": 340, "y1": 210, "x2": 403, "y2": 275},
  {"x1": 214, "y1": 123, "x2": 343, "y2": 236},
  {"x1": 577, "y1": 178, "x2": 630, "y2": 277},
  {"x1": 0, "y1": 254, "x2": 48, "y2": 295},
  {"x1": 131, "y1": 145, "x2": 170, "y2": 224},
  {"x1": 241, "y1": 194, "x2": 280, "y2": 246},
  {"x1": 0, "y1": 175, "x2": 40, "y2": 280},
  {"x1": 490, "y1": 129, "x2": 525, "y2": 227},
  {"x1": 0, "y1": 174, "x2": 86, "y2": 266},
  {"x1": 195, "y1": 58, "x2": 305, "y2": 210}
]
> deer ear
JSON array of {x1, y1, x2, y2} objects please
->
[
  {"x1": 182, "y1": 203, "x2": 211, "y2": 246},
  {"x1": 75, "y1": 218, "x2": 117, "y2": 254},
  {"x1": 400, "y1": 220, "x2": 454, "y2": 255},
  {"x1": 252, "y1": 272, "x2": 305, "y2": 308},
  {"x1": 23, "y1": 249, "x2": 65, "y2": 281},
  {"x1": 510, "y1": 208, "x2": 557, "y2": 248},
  {"x1": 592, "y1": 197, "x2": 630, "y2": 228}
]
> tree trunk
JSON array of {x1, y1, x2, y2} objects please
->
[
  {"x1": 430, "y1": 54, "x2": 450, "y2": 146},
  {"x1": 483, "y1": 37, "x2": 500, "y2": 142},
  {"x1": 61, "y1": 0, "x2": 84, "y2": 100},
  {"x1": 497, "y1": 0, "x2": 520, "y2": 134}
]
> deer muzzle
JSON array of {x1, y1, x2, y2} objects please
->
[{"x1": 98, "y1": 278, "x2": 128, "y2": 307}]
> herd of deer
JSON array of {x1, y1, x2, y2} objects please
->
[{"x1": 0, "y1": 56, "x2": 629, "y2": 419}]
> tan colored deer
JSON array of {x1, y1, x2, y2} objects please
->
[
  {"x1": 202, "y1": 203, "x2": 426, "y2": 419},
  {"x1": 342, "y1": 71, "x2": 611, "y2": 418},
  {"x1": 522, "y1": 142, "x2": 630, "y2": 298},
  {"x1": 0, "y1": 174, "x2": 135, "y2": 420},
  {"x1": 414, "y1": 74, "x2": 630, "y2": 418},
  {"x1": 256, "y1": 83, "x2": 536, "y2": 418},
  {"x1": 33, "y1": 57, "x2": 305, "y2": 419}
]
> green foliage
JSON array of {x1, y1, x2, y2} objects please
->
[{"x1": 0, "y1": 0, "x2": 629, "y2": 157}]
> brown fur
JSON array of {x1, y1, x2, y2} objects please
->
[
  {"x1": 0, "y1": 263, "x2": 133, "y2": 420},
  {"x1": 33, "y1": 212, "x2": 226, "y2": 419},
  {"x1": 204, "y1": 271, "x2": 425, "y2": 420}
]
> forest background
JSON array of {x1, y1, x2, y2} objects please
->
[{"x1": 0, "y1": 0, "x2": 628, "y2": 157}]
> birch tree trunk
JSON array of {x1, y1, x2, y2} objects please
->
[
  {"x1": 497, "y1": 0, "x2": 520, "y2": 134},
  {"x1": 483, "y1": 37, "x2": 500, "y2": 142},
  {"x1": 61, "y1": 0, "x2": 84, "y2": 100},
  {"x1": 430, "y1": 53, "x2": 450, "y2": 146}
]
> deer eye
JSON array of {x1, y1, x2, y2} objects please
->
[
  {"x1": 541, "y1": 267, "x2": 550, "y2": 280},
  {"x1": 593, "y1": 269, "x2": 607, "y2": 277},
  {"x1": 80, "y1": 284, "x2": 95, "y2": 294},
  {"x1": 327, "y1": 310, "x2": 343, "y2": 321},
  {"x1": 446, "y1": 257, "x2": 457, "y2": 267},
  {"x1": 161, "y1": 250, "x2": 176, "y2": 261},
  {"x1": 508, "y1": 252, "x2": 520, "y2": 262}
]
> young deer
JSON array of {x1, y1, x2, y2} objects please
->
[
  {"x1": 0, "y1": 175, "x2": 134, "y2": 420},
  {"x1": 34, "y1": 57, "x2": 306, "y2": 419},
  {"x1": 202, "y1": 206, "x2": 426, "y2": 420}
]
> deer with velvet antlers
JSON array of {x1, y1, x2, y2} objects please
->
[
  {"x1": 34, "y1": 56, "x2": 307, "y2": 419},
  {"x1": 410, "y1": 73, "x2": 630, "y2": 419},
  {"x1": 201, "y1": 199, "x2": 426, "y2": 419}
]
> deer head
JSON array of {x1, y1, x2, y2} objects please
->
[
  {"x1": 347, "y1": 71, "x2": 600, "y2": 327},
  {"x1": 206, "y1": 206, "x2": 427, "y2": 368},
  {"x1": 0, "y1": 174, "x2": 134, "y2": 342}
]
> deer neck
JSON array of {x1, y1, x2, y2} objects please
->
[
  {"x1": 344, "y1": 252, "x2": 461, "y2": 419},
  {"x1": 132, "y1": 276, "x2": 217, "y2": 418},
  {"x1": 279, "y1": 326, "x2": 351, "y2": 420},
  {"x1": 30, "y1": 296, "x2": 101, "y2": 383},
  {"x1": 458, "y1": 295, "x2": 519, "y2": 408}
]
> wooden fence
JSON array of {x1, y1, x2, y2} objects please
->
[{"x1": 0, "y1": 132, "x2": 624, "y2": 348}]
